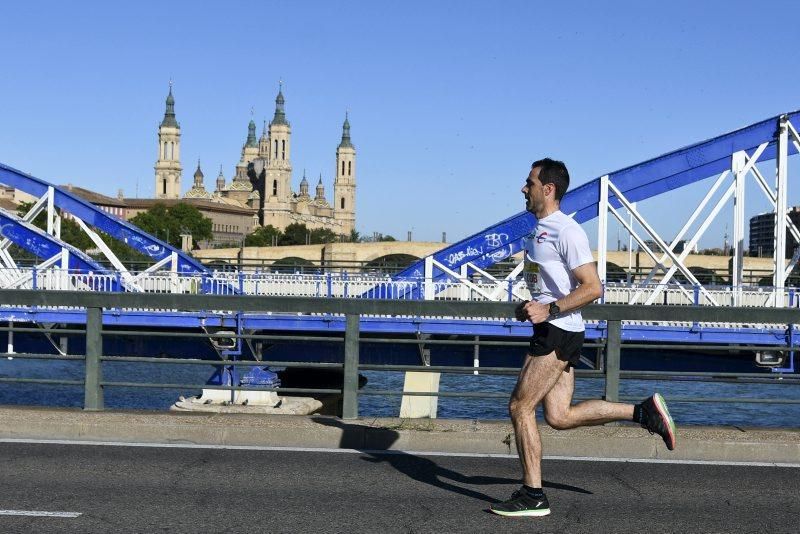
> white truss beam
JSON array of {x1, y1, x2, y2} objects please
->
[
  {"x1": 0, "y1": 248, "x2": 18, "y2": 270},
  {"x1": 429, "y1": 257, "x2": 516, "y2": 301},
  {"x1": 132, "y1": 258, "x2": 168, "y2": 281},
  {"x1": 597, "y1": 175, "x2": 609, "y2": 283},
  {"x1": 638, "y1": 170, "x2": 731, "y2": 288},
  {"x1": 72, "y1": 217, "x2": 142, "y2": 292},
  {"x1": 455, "y1": 260, "x2": 527, "y2": 301},
  {"x1": 786, "y1": 119, "x2": 800, "y2": 155},
  {"x1": 749, "y1": 163, "x2": 800, "y2": 244},
  {"x1": 489, "y1": 261, "x2": 526, "y2": 300},
  {"x1": 732, "y1": 151, "x2": 746, "y2": 303},
  {"x1": 608, "y1": 203, "x2": 696, "y2": 304},
  {"x1": 606, "y1": 181, "x2": 715, "y2": 304},
  {"x1": 774, "y1": 116, "x2": 789, "y2": 306},
  {"x1": 46, "y1": 187, "x2": 54, "y2": 235},
  {"x1": 2, "y1": 255, "x2": 61, "y2": 289},
  {"x1": 0, "y1": 192, "x2": 48, "y2": 253},
  {"x1": 644, "y1": 180, "x2": 737, "y2": 305}
]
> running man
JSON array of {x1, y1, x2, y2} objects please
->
[{"x1": 490, "y1": 158, "x2": 676, "y2": 518}]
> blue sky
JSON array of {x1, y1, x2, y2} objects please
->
[{"x1": 1, "y1": 1, "x2": 799, "y2": 246}]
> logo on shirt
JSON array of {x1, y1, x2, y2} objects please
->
[{"x1": 536, "y1": 232, "x2": 548, "y2": 244}]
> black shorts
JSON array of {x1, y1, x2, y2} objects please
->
[{"x1": 528, "y1": 322, "x2": 585, "y2": 367}]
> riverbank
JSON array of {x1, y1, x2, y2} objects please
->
[{"x1": 0, "y1": 406, "x2": 797, "y2": 464}]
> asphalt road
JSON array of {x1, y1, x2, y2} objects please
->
[{"x1": 0, "y1": 441, "x2": 797, "y2": 533}]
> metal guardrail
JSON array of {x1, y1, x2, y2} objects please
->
[{"x1": 0, "y1": 289, "x2": 799, "y2": 419}]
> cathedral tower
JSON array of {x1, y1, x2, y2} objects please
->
[
  {"x1": 263, "y1": 84, "x2": 293, "y2": 227},
  {"x1": 154, "y1": 84, "x2": 182, "y2": 199},
  {"x1": 333, "y1": 113, "x2": 356, "y2": 235}
]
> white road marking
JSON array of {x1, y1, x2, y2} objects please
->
[
  {"x1": 0, "y1": 509, "x2": 81, "y2": 518},
  {"x1": 1, "y1": 437, "x2": 798, "y2": 468}
]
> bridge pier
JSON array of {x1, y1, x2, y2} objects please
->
[{"x1": 399, "y1": 371, "x2": 440, "y2": 418}]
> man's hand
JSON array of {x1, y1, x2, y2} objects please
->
[
  {"x1": 514, "y1": 300, "x2": 529, "y2": 321},
  {"x1": 515, "y1": 300, "x2": 550, "y2": 324}
]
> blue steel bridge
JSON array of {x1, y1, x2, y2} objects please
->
[{"x1": 1, "y1": 111, "x2": 800, "y2": 372}]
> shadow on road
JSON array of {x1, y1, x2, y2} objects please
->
[{"x1": 312, "y1": 416, "x2": 591, "y2": 504}]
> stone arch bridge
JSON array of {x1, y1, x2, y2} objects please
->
[
  {"x1": 192, "y1": 242, "x2": 773, "y2": 274},
  {"x1": 192, "y1": 241, "x2": 447, "y2": 269}
]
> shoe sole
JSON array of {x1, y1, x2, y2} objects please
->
[
  {"x1": 489, "y1": 508, "x2": 551, "y2": 517},
  {"x1": 653, "y1": 392, "x2": 676, "y2": 450}
]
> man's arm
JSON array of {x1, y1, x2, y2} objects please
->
[{"x1": 521, "y1": 262, "x2": 603, "y2": 324}]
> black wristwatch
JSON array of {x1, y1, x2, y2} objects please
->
[{"x1": 548, "y1": 301, "x2": 561, "y2": 318}]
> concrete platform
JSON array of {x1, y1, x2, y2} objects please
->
[{"x1": 0, "y1": 405, "x2": 797, "y2": 464}]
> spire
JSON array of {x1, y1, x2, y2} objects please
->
[
  {"x1": 215, "y1": 165, "x2": 225, "y2": 192},
  {"x1": 160, "y1": 82, "x2": 178, "y2": 128},
  {"x1": 245, "y1": 118, "x2": 258, "y2": 148},
  {"x1": 315, "y1": 174, "x2": 326, "y2": 200},
  {"x1": 193, "y1": 160, "x2": 204, "y2": 186},
  {"x1": 260, "y1": 119, "x2": 268, "y2": 140},
  {"x1": 338, "y1": 111, "x2": 352, "y2": 148},
  {"x1": 271, "y1": 82, "x2": 288, "y2": 126},
  {"x1": 299, "y1": 170, "x2": 309, "y2": 197}
]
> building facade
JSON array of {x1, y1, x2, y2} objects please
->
[
  {"x1": 749, "y1": 207, "x2": 800, "y2": 258},
  {"x1": 154, "y1": 84, "x2": 357, "y2": 243}
]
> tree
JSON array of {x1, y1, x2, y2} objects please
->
[
  {"x1": 310, "y1": 227, "x2": 337, "y2": 244},
  {"x1": 129, "y1": 203, "x2": 212, "y2": 249},
  {"x1": 245, "y1": 225, "x2": 282, "y2": 246},
  {"x1": 279, "y1": 223, "x2": 338, "y2": 245},
  {"x1": 349, "y1": 229, "x2": 361, "y2": 243},
  {"x1": 279, "y1": 223, "x2": 311, "y2": 245}
]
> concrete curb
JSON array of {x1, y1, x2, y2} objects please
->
[{"x1": 0, "y1": 406, "x2": 797, "y2": 464}]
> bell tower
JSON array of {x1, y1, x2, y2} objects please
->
[
  {"x1": 154, "y1": 82, "x2": 182, "y2": 199},
  {"x1": 264, "y1": 83, "x2": 293, "y2": 228},
  {"x1": 333, "y1": 112, "x2": 356, "y2": 235}
]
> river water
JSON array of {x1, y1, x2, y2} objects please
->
[{"x1": 1, "y1": 357, "x2": 798, "y2": 428}]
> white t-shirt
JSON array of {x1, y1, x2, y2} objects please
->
[{"x1": 523, "y1": 210, "x2": 595, "y2": 332}]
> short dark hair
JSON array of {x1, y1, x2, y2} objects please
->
[{"x1": 532, "y1": 158, "x2": 570, "y2": 201}]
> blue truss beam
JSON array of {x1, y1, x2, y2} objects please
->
[
  {"x1": 0, "y1": 210, "x2": 116, "y2": 283},
  {"x1": 0, "y1": 163, "x2": 209, "y2": 276}
]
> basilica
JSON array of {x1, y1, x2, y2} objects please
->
[{"x1": 152, "y1": 84, "x2": 356, "y2": 244}]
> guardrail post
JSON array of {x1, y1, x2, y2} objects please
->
[
  {"x1": 342, "y1": 314, "x2": 360, "y2": 419},
  {"x1": 604, "y1": 319, "x2": 621, "y2": 402},
  {"x1": 84, "y1": 306, "x2": 104, "y2": 411}
]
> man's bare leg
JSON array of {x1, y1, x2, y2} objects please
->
[
  {"x1": 542, "y1": 366, "x2": 633, "y2": 430},
  {"x1": 508, "y1": 352, "x2": 568, "y2": 488}
]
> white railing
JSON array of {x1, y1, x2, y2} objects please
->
[{"x1": 1, "y1": 267, "x2": 799, "y2": 308}]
